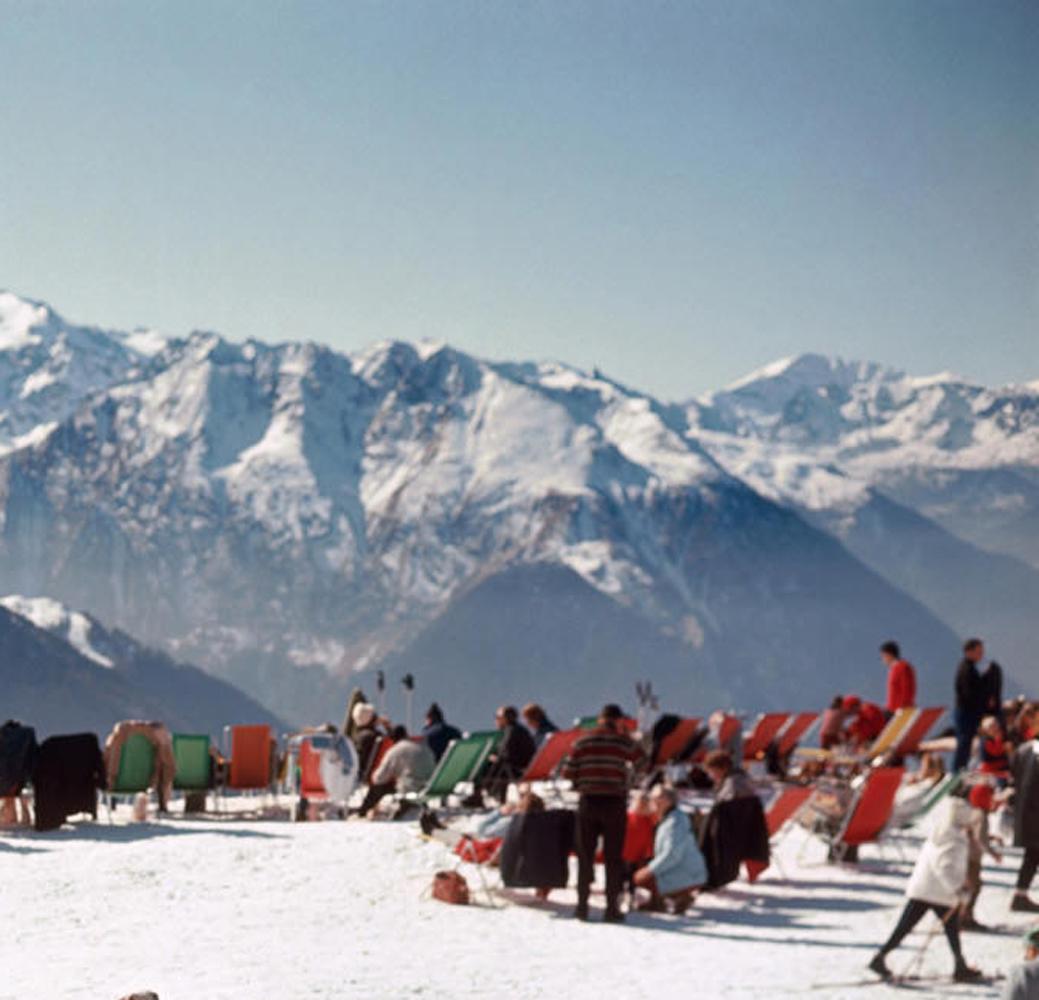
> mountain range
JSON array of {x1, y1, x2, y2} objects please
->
[{"x1": 0, "y1": 291, "x2": 1034, "y2": 727}]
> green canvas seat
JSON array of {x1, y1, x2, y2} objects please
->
[
  {"x1": 172, "y1": 733, "x2": 212, "y2": 791},
  {"x1": 411, "y1": 732, "x2": 499, "y2": 804},
  {"x1": 111, "y1": 732, "x2": 156, "y2": 794}
]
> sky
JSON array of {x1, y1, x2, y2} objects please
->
[{"x1": 1, "y1": 0, "x2": 1036, "y2": 399}]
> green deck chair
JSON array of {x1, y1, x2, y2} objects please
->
[
  {"x1": 410, "y1": 732, "x2": 499, "y2": 805},
  {"x1": 106, "y1": 732, "x2": 156, "y2": 821},
  {"x1": 172, "y1": 733, "x2": 212, "y2": 792}
]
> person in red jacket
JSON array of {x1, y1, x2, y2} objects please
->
[
  {"x1": 880, "y1": 640, "x2": 917, "y2": 714},
  {"x1": 843, "y1": 696, "x2": 886, "y2": 748}
]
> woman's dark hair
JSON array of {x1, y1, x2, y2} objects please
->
[{"x1": 880, "y1": 641, "x2": 900, "y2": 658}]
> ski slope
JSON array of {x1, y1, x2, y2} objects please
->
[{"x1": 0, "y1": 802, "x2": 1029, "y2": 999}]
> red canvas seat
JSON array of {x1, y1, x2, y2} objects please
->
[
  {"x1": 765, "y1": 784, "x2": 814, "y2": 837},
  {"x1": 776, "y1": 712, "x2": 819, "y2": 757},
  {"x1": 893, "y1": 707, "x2": 945, "y2": 757},
  {"x1": 228, "y1": 724, "x2": 272, "y2": 790},
  {"x1": 654, "y1": 717, "x2": 702, "y2": 766},
  {"x1": 831, "y1": 766, "x2": 904, "y2": 858},
  {"x1": 522, "y1": 729, "x2": 584, "y2": 782},
  {"x1": 743, "y1": 712, "x2": 791, "y2": 761},
  {"x1": 298, "y1": 739, "x2": 328, "y2": 800}
]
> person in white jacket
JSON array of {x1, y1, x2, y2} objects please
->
[{"x1": 868, "y1": 792, "x2": 982, "y2": 983}]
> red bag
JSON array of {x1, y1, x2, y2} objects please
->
[{"x1": 432, "y1": 870, "x2": 470, "y2": 905}]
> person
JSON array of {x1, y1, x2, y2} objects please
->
[
  {"x1": 421, "y1": 703, "x2": 461, "y2": 763},
  {"x1": 961, "y1": 783, "x2": 1003, "y2": 931},
  {"x1": 1011, "y1": 734, "x2": 1039, "y2": 913},
  {"x1": 979, "y1": 716, "x2": 1011, "y2": 780},
  {"x1": 819, "y1": 696, "x2": 847, "y2": 750},
  {"x1": 868, "y1": 791, "x2": 981, "y2": 983},
  {"x1": 622, "y1": 791, "x2": 657, "y2": 900},
  {"x1": 983, "y1": 660, "x2": 1005, "y2": 725},
  {"x1": 703, "y1": 749, "x2": 756, "y2": 801},
  {"x1": 906, "y1": 751, "x2": 946, "y2": 787},
  {"x1": 521, "y1": 703, "x2": 558, "y2": 747},
  {"x1": 632, "y1": 785, "x2": 707, "y2": 914},
  {"x1": 880, "y1": 641, "x2": 917, "y2": 714},
  {"x1": 356, "y1": 725, "x2": 435, "y2": 818},
  {"x1": 843, "y1": 696, "x2": 886, "y2": 749},
  {"x1": 954, "y1": 639, "x2": 987, "y2": 771},
  {"x1": 349, "y1": 702, "x2": 382, "y2": 777},
  {"x1": 479, "y1": 706, "x2": 537, "y2": 805},
  {"x1": 563, "y1": 703, "x2": 645, "y2": 922},
  {"x1": 1002, "y1": 926, "x2": 1039, "y2": 1000}
]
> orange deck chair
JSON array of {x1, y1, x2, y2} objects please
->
[
  {"x1": 522, "y1": 729, "x2": 584, "y2": 783},
  {"x1": 227, "y1": 724, "x2": 273, "y2": 791},
  {"x1": 827, "y1": 766, "x2": 904, "y2": 862},
  {"x1": 743, "y1": 712, "x2": 791, "y2": 762}
]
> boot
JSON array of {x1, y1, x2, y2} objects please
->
[
  {"x1": 868, "y1": 953, "x2": 892, "y2": 981},
  {"x1": 573, "y1": 902, "x2": 589, "y2": 921},
  {"x1": 1011, "y1": 892, "x2": 1039, "y2": 913},
  {"x1": 953, "y1": 961, "x2": 983, "y2": 983},
  {"x1": 602, "y1": 907, "x2": 626, "y2": 924}
]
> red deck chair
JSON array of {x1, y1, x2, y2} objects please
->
[
  {"x1": 228, "y1": 724, "x2": 272, "y2": 790},
  {"x1": 522, "y1": 729, "x2": 584, "y2": 782},
  {"x1": 363, "y1": 736, "x2": 394, "y2": 782},
  {"x1": 765, "y1": 784, "x2": 815, "y2": 838},
  {"x1": 893, "y1": 707, "x2": 945, "y2": 757},
  {"x1": 298, "y1": 739, "x2": 328, "y2": 801},
  {"x1": 776, "y1": 712, "x2": 819, "y2": 757},
  {"x1": 828, "y1": 766, "x2": 904, "y2": 861},
  {"x1": 743, "y1": 712, "x2": 791, "y2": 762},
  {"x1": 654, "y1": 717, "x2": 702, "y2": 766}
]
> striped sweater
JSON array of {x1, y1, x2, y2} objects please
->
[{"x1": 563, "y1": 726, "x2": 645, "y2": 797}]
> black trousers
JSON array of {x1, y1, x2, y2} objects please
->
[
  {"x1": 880, "y1": 899, "x2": 962, "y2": 962},
  {"x1": 358, "y1": 780, "x2": 394, "y2": 816},
  {"x1": 1017, "y1": 846, "x2": 1039, "y2": 891},
  {"x1": 576, "y1": 795, "x2": 627, "y2": 912}
]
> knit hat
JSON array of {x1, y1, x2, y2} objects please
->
[
  {"x1": 352, "y1": 702, "x2": 376, "y2": 727},
  {"x1": 968, "y1": 784, "x2": 995, "y2": 812}
]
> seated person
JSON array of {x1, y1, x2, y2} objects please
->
[
  {"x1": 633, "y1": 786, "x2": 707, "y2": 913},
  {"x1": 465, "y1": 706, "x2": 537, "y2": 807},
  {"x1": 521, "y1": 703, "x2": 558, "y2": 747},
  {"x1": 843, "y1": 696, "x2": 886, "y2": 750},
  {"x1": 978, "y1": 715, "x2": 1010, "y2": 780},
  {"x1": 704, "y1": 749, "x2": 756, "y2": 801},
  {"x1": 349, "y1": 703, "x2": 383, "y2": 777},
  {"x1": 906, "y1": 750, "x2": 945, "y2": 787},
  {"x1": 357, "y1": 726, "x2": 435, "y2": 818},
  {"x1": 421, "y1": 703, "x2": 461, "y2": 763},
  {"x1": 819, "y1": 696, "x2": 847, "y2": 750}
]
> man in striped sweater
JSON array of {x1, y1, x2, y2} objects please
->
[{"x1": 563, "y1": 703, "x2": 646, "y2": 922}]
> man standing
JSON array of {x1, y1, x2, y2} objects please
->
[
  {"x1": 880, "y1": 641, "x2": 916, "y2": 714},
  {"x1": 1010, "y1": 734, "x2": 1039, "y2": 913},
  {"x1": 954, "y1": 639, "x2": 987, "y2": 772},
  {"x1": 563, "y1": 703, "x2": 645, "y2": 922}
]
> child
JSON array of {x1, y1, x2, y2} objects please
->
[
  {"x1": 978, "y1": 716, "x2": 1010, "y2": 781},
  {"x1": 622, "y1": 791, "x2": 657, "y2": 902},
  {"x1": 961, "y1": 783, "x2": 1003, "y2": 931}
]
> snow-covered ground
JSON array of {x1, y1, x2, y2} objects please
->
[{"x1": 0, "y1": 800, "x2": 1030, "y2": 1000}]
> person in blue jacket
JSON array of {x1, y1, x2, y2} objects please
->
[{"x1": 632, "y1": 785, "x2": 707, "y2": 914}]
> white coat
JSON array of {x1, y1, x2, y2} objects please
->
[{"x1": 904, "y1": 796, "x2": 972, "y2": 908}]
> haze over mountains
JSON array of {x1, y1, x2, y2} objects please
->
[{"x1": 0, "y1": 291, "x2": 1034, "y2": 727}]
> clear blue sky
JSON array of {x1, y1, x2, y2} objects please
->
[{"x1": 2, "y1": 1, "x2": 1036, "y2": 398}]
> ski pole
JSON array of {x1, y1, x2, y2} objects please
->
[{"x1": 901, "y1": 904, "x2": 957, "y2": 982}]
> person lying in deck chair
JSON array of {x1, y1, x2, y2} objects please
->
[
  {"x1": 632, "y1": 786, "x2": 706, "y2": 914},
  {"x1": 356, "y1": 726, "x2": 434, "y2": 819}
]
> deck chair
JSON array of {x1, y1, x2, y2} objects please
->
[
  {"x1": 901, "y1": 772, "x2": 960, "y2": 828},
  {"x1": 407, "y1": 732, "x2": 499, "y2": 807},
  {"x1": 824, "y1": 766, "x2": 905, "y2": 862},
  {"x1": 106, "y1": 732, "x2": 156, "y2": 820},
  {"x1": 522, "y1": 729, "x2": 584, "y2": 783},
  {"x1": 765, "y1": 784, "x2": 815, "y2": 839},
  {"x1": 363, "y1": 736, "x2": 393, "y2": 782},
  {"x1": 225, "y1": 724, "x2": 273, "y2": 795},
  {"x1": 743, "y1": 712, "x2": 790, "y2": 762},
  {"x1": 776, "y1": 712, "x2": 819, "y2": 757},
  {"x1": 864, "y1": 708, "x2": 917, "y2": 759},
  {"x1": 172, "y1": 733, "x2": 212, "y2": 806},
  {"x1": 654, "y1": 717, "x2": 702, "y2": 767},
  {"x1": 893, "y1": 707, "x2": 945, "y2": 757}
]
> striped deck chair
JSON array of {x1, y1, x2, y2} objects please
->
[
  {"x1": 654, "y1": 717, "x2": 703, "y2": 767},
  {"x1": 776, "y1": 712, "x2": 819, "y2": 757},
  {"x1": 893, "y1": 707, "x2": 945, "y2": 757},
  {"x1": 522, "y1": 729, "x2": 584, "y2": 783},
  {"x1": 825, "y1": 766, "x2": 905, "y2": 863},
  {"x1": 864, "y1": 709, "x2": 917, "y2": 759},
  {"x1": 743, "y1": 712, "x2": 791, "y2": 762}
]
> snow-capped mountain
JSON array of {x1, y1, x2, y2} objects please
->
[
  {"x1": 0, "y1": 593, "x2": 284, "y2": 736},
  {"x1": 687, "y1": 353, "x2": 1039, "y2": 687},
  {"x1": 0, "y1": 294, "x2": 1007, "y2": 725}
]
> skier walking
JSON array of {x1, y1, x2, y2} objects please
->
[{"x1": 868, "y1": 790, "x2": 982, "y2": 983}]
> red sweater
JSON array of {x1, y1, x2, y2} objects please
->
[{"x1": 886, "y1": 659, "x2": 917, "y2": 712}]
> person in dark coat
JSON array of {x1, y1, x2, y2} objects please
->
[
  {"x1": 464, "y1": 706, "x2": 538, "y2": 807},
  {"x1": 1010, "y1": 736, "x2": 1039, "y2": 913},
  {"x1": 521, "y1": 703, "x2": 558, "y2": 747},
  {"x1": 954, "y1": 638, "x2": 987, "y2": 772},
  {"x1": 33, "y1": 733, "x2": 105, "y2": 832},
  {"x1": 421, "y1": 703, "x2": 461, "y2": 763}
]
